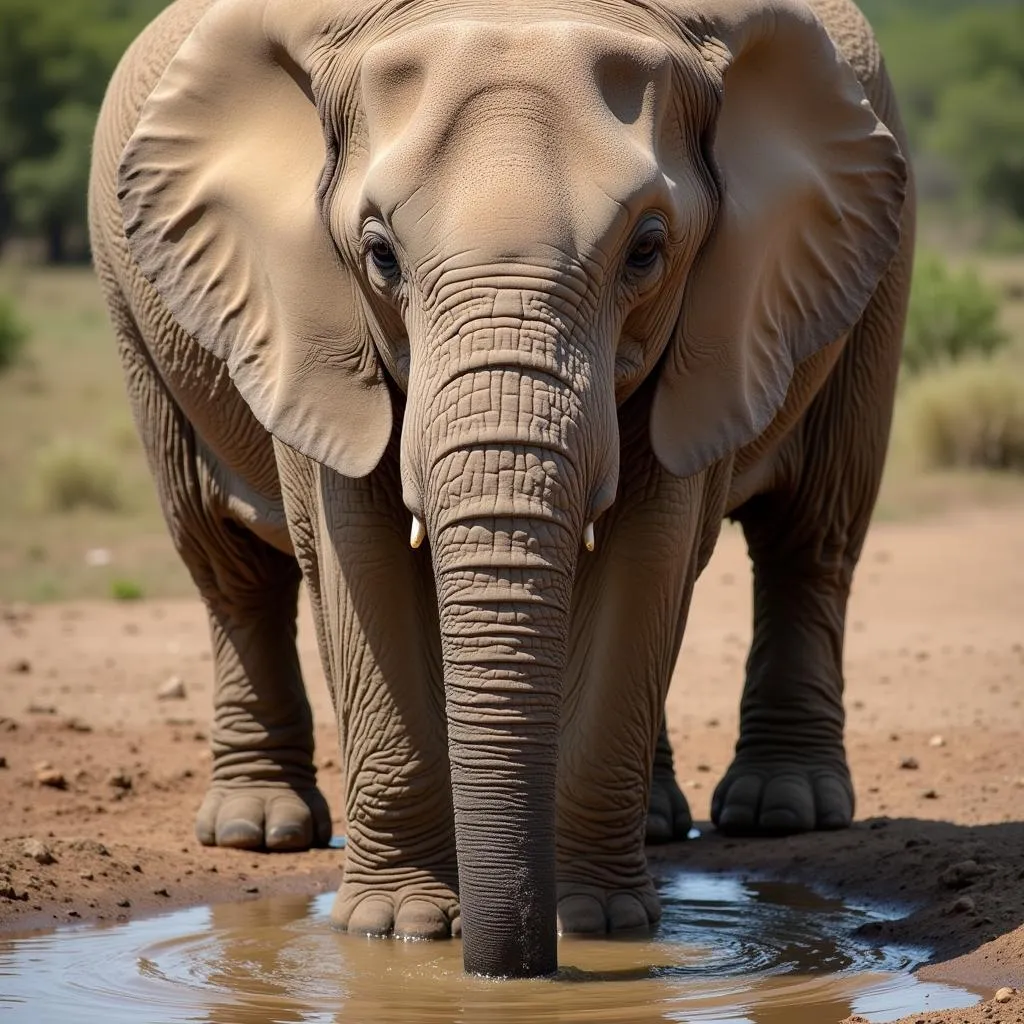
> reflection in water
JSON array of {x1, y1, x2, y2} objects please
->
[{"x1": 0, "y1": 871, "x2": 979, "y2": 1024}]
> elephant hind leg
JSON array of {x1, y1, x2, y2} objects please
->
[
  {"x1": 646, "y1": 719, "x2": 693, "y2": 845},
  {"x1": 108, "y1": 287, "x2": 331, "y2": 852}
]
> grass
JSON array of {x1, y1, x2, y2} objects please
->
[
  {"x1": 0, "y1": 261, "x2": 1023, "y2": 602},
  {"x1": 0, "y1": 265, "x2": 188, "y2": 602}
]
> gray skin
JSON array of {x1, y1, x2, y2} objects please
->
[{"x1": 90, "y1": 0, "x2": 914, "y2": 978}]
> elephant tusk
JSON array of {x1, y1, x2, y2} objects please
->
[
  {"x1": 410, "y1": 516, "x2": 426, "y2": 550},
  {"x1": 583, "y1": 521, "x2": 595, "y2": 553}
]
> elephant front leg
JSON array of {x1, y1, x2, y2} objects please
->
[
  {"x1": 196, "y1": 558, "x2": 332, "y2": 852},
  {"x1": 288, "y1": 460, "x2": 459, "y2": 940},
  {"x1": 556, "y1": 469, "x2": 710, "y2": 934},
  {"x1": 713, "y1": 499, "x2": 856, "y2": 835}
]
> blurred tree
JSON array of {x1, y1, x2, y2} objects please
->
[
  {"x1": 0, "y1": 0, "x2": 166, "y2": 261},
  {"x1": 865, "y1": 1, "x2": 1024, "y2": 230}
]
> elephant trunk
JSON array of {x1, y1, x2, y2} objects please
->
[
  {"x1": 435, "y1": 520, "x2": 571, "y2": 976},
  {"x1": 410, "y1": 340, "x2": 603, "y2": 976}
]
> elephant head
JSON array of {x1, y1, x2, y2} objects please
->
[{"x1": 118, "y1": 0, "x2": 905, "y2": 978}]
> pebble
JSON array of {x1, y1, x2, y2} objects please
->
[
  {"x1": 157, "y1": 676, "x2": 187, "y2": 701},
  {"x1": 0, "y1": 883, "x2": 28, "y2": 901},
  {"x1": 922, "y1": 789, "x2": 939, "y2": 800},
  {"x1": 36, "y1": 768, "x2": 67, "y2": 790},
  {"x1": 928, "y1": 734, "x2": 946, "y2": 748},
  {"x1": 79, "y1": 871, "x2": 94, "y2": 881},
  {"x1": 153, "y1": 887, "x2": 170, "y2": 897},
  {"x1": 900, "y1": 756, "x2": 920, "y2": 770},
  {"x1": 950, "y1": 895, "x2": 975, "y2": 914},
  {"x1": 106, "y1": 771, "x2": 133, "y2": 791},
  {"x1": 0, "y1": 756, "x2": 7, "y2": 769},
  {"x1": 243, "y1": 885, "x2": 259, "y2": 894},
  {"x1": 116, "y1": 897, "x2": 130, "y2": 908},
  {"x1": 7, "y1": 659, "x2": 30, "y2": 674},
  {"x1": 22, "y1": 839, "x2": 57, "y2": 865},
  {"x1": 940, "y1": 860, "x2": 984, "y2": 889},
  {"x1": 994, "y1": 987, "x2": 1015, "y2": 1003}
]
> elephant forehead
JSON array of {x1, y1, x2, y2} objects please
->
[{"x1": 357, "y1": 19, "x2": 675, "y2": 220}]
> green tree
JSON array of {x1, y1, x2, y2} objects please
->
[{"x1": 0, "y1": 0, "x2": 166, "y2": 261}]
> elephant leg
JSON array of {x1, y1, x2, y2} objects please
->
[
  {"x1": 193, "y1": 542, "x2": 331, "y2": 852},
  {"x1": 714, "y1": 257, "x2": 906, "y2": 836},
  {"x1": 556, "y1": 461, "x2": 717, "y2": 934},
  {"x1": 645, "y1": 717, "x2": 693, "y2": 844},
  {"x1": 710, "y1": 532, "x2": 855, "y2": 836},
  {"x1": 106, "y1": 291, "x2": 330, "y2": 852},
  {"x1": 275, "y1": 447, "x2": 459, "y2": 940}
]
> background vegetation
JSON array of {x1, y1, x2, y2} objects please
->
[{"x1": 0, "y1": 0, "x2": 1023, "y2": 600}]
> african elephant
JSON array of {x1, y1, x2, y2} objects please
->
[{"x1": 89, "y1": 0, "x2": 914, "y2": 979}]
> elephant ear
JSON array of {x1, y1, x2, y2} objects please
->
[
  {"x1": 117, "y1": 0, "x2": 392, "y2": 478},
  {"x1": 650, "y1": 0, "x2": 906, "y2": 478}
]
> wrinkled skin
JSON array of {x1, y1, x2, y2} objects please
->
[{"x1": 90, "y1": 0, "x2": 914, "y2": 978}]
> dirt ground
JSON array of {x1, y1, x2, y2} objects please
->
[{"x1": 1, "y1": 505, "x2": 1022, "y2": 1024}]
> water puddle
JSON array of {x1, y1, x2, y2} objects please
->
[{"x1": 0, "y1": 871, "x2": 979, "y2": 1023}]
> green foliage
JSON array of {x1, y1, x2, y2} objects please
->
[
  {"x1": 902, "y1": 353, "x2": 1024, "y2": 472},
  {"x1": 902, "y1": 253, "x2": 1010, "y2": 374},
  {"x1": 0, "y1": 0, "x2": 167, "y2": 260},
  {"x1": 110, "y1": 578, "x2": 144, "y2": 601},
  {"x1": 33, "y1": 440, "x2": 124, "y2": 512},
  {"x1": 866, "y1": 2, "x2": 1024, "y2": 234},
  {"x1": 0, "y1": 292, "x2": 27, "y2": 369}
]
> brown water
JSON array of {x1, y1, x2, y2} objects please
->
[{"x1": 0, "y1": 871, "x2": 979, "y2": 1024}]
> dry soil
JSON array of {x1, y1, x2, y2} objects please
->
[{"x1": 1, "y1": 505, "x2": 1022, "y2": 1024}]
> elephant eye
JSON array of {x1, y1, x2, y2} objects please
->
[
  {"x1": 624, "y1": 231, "x2": 665, "y2": 274},
  {"x1": 365, "y1": 235, "x2": 401, "y2": 280}
]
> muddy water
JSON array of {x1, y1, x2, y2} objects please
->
[{"x1": 0, "y1": 871, "x2": 978, "y2": 1024}]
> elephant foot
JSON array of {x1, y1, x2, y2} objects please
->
[
  {"x1": 711, "y1": 748, "x2": 854, "y2": 836},
  {"x1": 331, "y1": 876, "x2": 460, "y2": 940},
  {"x1": 195, "y1": 783, "x2": 332, "y2": 851},
  {"x1": 557, "y1": 880, "x2": 661, "y2": 936},
  {"x1": 646, "y1": 768, "x2": 693, "y2": 845}
]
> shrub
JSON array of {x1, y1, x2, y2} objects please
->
[
  {"x1": 902, "y1": 253, "x2": 1009, "y2": 374},
  {"x1": 34, "y1": 442, "x2": 124, "y2": 512},
  {"x1": 110, "y1": 579, "x2": 143, "y2": 601},
  {"x1": 0, "y1": 294, "x2": 28, "y2": 370},
  {"x1": 901, "y1": 354, "x2": 1024, "y2": 471}
]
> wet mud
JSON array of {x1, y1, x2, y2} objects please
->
[{"x1": 0, "y1": 871, "x2": 980, "y2": 1024}]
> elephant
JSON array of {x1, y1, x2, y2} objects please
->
[{"x1": 89, "y1": 0, "x2": 914, "y2": 979}]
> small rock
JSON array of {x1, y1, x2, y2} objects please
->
[
  {"x1": 994, "y1": 987, "x2": 1015, "y2": 1003},
  {"x1": 153, "y1": 887, "x2": 169, "y2": 897},
  {"x1": 26, "y1": 703, "x2": 57, "y2": 715},
  {"x1": 243, "y1": 885, "x2": 259, "y2": 894},
  {"x1": 106, "y1": 771, "x2": 133, "y2": 791},
  {"x1": 950, "y1": 895, "x2": 976, "y2": 915},
  {"x1": 22, "y1": 839, "x2": 56, "y2": 865},
  {"x1": 84, "y1": 548, "x2": 112, "y2": 567},
  {"x1": 79, "y1": 871, "x2": 94, "y2": 881},
  {"x1": 928, "y1": 734, "x2": 946, "y2": 748},
  {"x1": 0, "y1": 883, "x2": 29, "y2": 901},
  {"x1": 0, "y1": 756, "x2": 7, "y2": 769},
  {"x1": 922, "y1": 789, "x2": 939, "y2": 800},
  {"x1": 900, "y1": 756, "x2": 920, "y2": 770},
  {"x1": 116, "y1": 897, "x2": 130, "y2": 908},
  {"x1": 64, "y1": 718, "x2": 93, "y2": 733},
  {"x1": 157, "y1": 676, "x2": 186, "y2": 701},
  {"x1": 36, "y1": 768, "x2": 67, "y2": 790},
  {"x1": 7, "y1": 659, "x2": 31, "y2": 674},
  {"x1": 941, "y1": 860, "x2": 984, "y2": 889}
]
